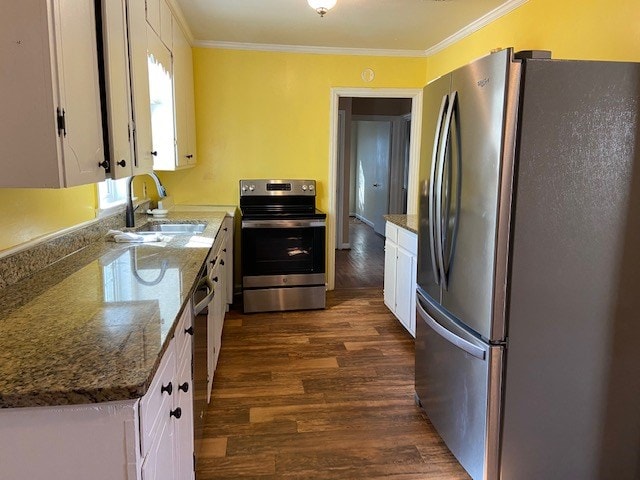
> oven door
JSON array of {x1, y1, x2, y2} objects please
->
[{"x1": 242, "y1": 218, "x2": 325, "y2": 282}]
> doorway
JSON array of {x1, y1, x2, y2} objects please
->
[{"x1": 328, "y1": 88, "x2": 423, "y2": 290}]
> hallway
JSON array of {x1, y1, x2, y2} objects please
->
[
  {"x1": 334, "y1": 218, "x2": 385, "y2": 289},
  {"x1": 196, "y1": 289, "x2": 469, "y2": 479}
]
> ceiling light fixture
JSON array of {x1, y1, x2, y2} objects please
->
[{"x1": 307, "y1": 0, "x2": 337, "y2": 17}]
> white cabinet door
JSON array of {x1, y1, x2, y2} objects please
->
[
  {"x1": 147, "y1": 25, "x2": 176, "y2": 171},
  {"x1": 384, "y1": 239, "x2": 397, "y2": 312},
  {"x1": 396, "y1": 247, "x2": 415, "y2": 335},
  {"x1": 56, "y1": 0, "x2": 106, "y2": 186},
  {"x1": 127, "y1": 0, "x2": 154, "y2": 175},
  {"x1": 222, "y1": 217, "x2": 234, "y2": 304},
  {"x1": 206, "y1": 235, "x2": 228, "y2": 401},
  {"x1": 101, "y1": 0, "x2": 135, "y2": 179},
  {"x1": 145, "y1": 0, "x2": 161, "y2": 36},
  {"x1": 0, "y1": 0, "x2": 105, "y2": 188},
  {"x1": 384, "y1": 221, "x2": 417, "y2": 337},
  {"x1": 159, "y1": 0, "x2": 173, "y2": 50},
  {"x1": 141, "y1": 413, "x2": 175, "y2": 480},
  {"x1": 172, "y1": 22, "x2": 197, "y2": 169},
  {"x1": 174, "y1": 351, "x2": 195, "y2": 480},
  {"x1": 140, "y1": 340, "x2": 176, "y2": 458}
]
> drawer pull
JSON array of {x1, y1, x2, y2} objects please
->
[
  {"x1": 184, "y1": 326, "x2": 194, "y2": 336},
  {"x1": 161, "y1": 382, "x2": 173, "y2": 395},
  {"x1": 178, "y1": 382, "x2": 189, "y2": 393},
  {"x1": 170, "y1": 407, "x2": 182, "y2": 419}
]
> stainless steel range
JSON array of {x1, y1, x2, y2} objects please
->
[{"x1": 240, "y1": 179, "x2": 326, "y2": 313}]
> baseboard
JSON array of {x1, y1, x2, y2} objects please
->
[{"x1": 355, "y1": 214, "x2": 375, "y2": 229}]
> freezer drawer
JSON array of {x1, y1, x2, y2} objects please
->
[{"x1": 415, "y1": 292, "x2": 502, "y2": 480}]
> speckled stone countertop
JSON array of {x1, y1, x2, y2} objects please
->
[
  {"x1": 0, "y1": 211, "x2": 227, "y2": 408},
  {"x1": 384, "y1": 214, "x2": 418, "y2": 234}
]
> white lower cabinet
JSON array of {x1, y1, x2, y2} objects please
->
[
  {"x1": 140, "y1": 302, "x2": 195, "y2": 480},
  {"x1": 383, "y1": 221, "x2": 417, "y2": 337},
  {"x1": 201, "y1": 216, "x2": 234, "y2": 402},
  {"x1": 141, "y1": 415, "x2": 175, "y2": 480},
  {"x1": 0, "y1": 304, "x2": 195, "y2": 480}
]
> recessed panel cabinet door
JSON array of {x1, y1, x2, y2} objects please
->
[
  {"x1": 127, "y1": 0, "x2": 154, "y2": 174},
  {"x1": 55, "y1": 0, "x2": 106, "y2": 186},
  {"x1": 0, "y1": 0, "x2": 105, "y2": 187},
  {"x1": 173, "y1": 21, "x2": 197, "y2": 168},
  {"x1": 101, "y1": 0, "x2": 135, "y2": 179}
]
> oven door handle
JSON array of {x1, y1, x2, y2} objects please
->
[{"x1": 242, "y1": 219, "x2": 326, "y2": 228}]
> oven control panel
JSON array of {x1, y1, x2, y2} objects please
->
[{"x1": 240, "y1": 179, "x2": 316, "y2": 196}]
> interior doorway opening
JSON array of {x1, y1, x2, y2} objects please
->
[
  {"x1": 338, "y1": 97, "x2": 412, "y2": 246},
  {"x1": 328, "y1": 88, "x2": 423, "y2": 291}
]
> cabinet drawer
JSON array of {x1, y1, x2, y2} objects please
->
[
  {"x1": 140, "y1": 339, "x2": 176, "y2": 458},
  {"x1": 398, "y1": 228, "x2": 417, "y2": 254},
  {"x1": 385, "y1": 222, "x2": 398, "y2": 243}
]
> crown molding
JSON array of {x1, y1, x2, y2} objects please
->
[
  {"x1": 424, "y1": 0, "x2": 529, "y2": 56},
  {"x1": 193, "y1": 40, "x2": 427, "y2": 58},
  {"x1": 165, "y1": 0, "x2": 195, "y2": 44}
]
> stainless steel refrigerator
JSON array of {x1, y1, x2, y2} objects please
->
[{"x1": 415, "y1": 48, "x2": 640, "y2": 480}]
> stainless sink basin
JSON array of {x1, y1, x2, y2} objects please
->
[{"x1": 136, "y1": 223, "x2": 207, "y2": 235}]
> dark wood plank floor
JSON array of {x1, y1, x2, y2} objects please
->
[
  {"x1": 196, "y1": 289, "x2": 469, "y2": 479},
  {"x1": 335, "y1": 218, "x2": 385, "y2": 289}
]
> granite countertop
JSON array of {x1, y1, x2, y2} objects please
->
[
  {"x1": 384, "y1": 214, "x2": 418, "y2": 234},
  {"x1": 0, "y1": 211, "x2": 228, "y2": 408}
]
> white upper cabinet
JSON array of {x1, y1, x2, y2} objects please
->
[
  {"x1": 146, "y1": 3, "x2": 197, "y2": 172},
  {"x1": 146, "y1": 0, "x2": 173, "y2": 50},
  {"x1": 147, "y1": 25, "x2": 178, "y2": 171},
  {"x1": 0, "y1": 0, "x2": 106, "y2": 188},
  {"x1": 126, "y1": 0, "x2": 154, "y2": 175},
  {"x1": 100, "y1": 0, "x2": 135, "y2": 180},
  {"x1": 173, "y1": 22, "x2": 198, "y2": 168}
]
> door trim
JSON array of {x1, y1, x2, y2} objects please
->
[{"x1": 327, "y1": 88, "x2": 423, "y2": 290}]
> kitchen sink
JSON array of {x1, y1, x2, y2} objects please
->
[{"x1": 136, "y1": 223, "x2": 207, "y2": 235}]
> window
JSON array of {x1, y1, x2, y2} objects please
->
[{"x1": 98, "y1": 177, "x2": 129, "y2": 212}]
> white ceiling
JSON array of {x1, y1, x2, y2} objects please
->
[{"x1": 174, "y1": 0, "x2": 524, "y2": 56}]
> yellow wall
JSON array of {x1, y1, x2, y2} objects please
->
[
  {"x1": 0, "y1": 186, "x2": 96, "y2": 252},
  {"x1": 158, "y1": 50, "x2": 428, "y2": 212},
  {"x1": 427, "y1": 0, "x2": 640, "y2": 82},
  {"x1": 1, "y1": 0, "x2": 638, "y2": 253}
]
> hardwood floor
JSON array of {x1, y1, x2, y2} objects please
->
[
  {"x1": 196, "y1": 289, "x2": 470, "y2": 479},
  {"x1": 335, "y1": 218, "x2": 385, "y2": 289}
]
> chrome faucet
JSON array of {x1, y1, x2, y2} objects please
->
[{"x1": 125, "y1": 172, "x2": 167, "y2": 228}]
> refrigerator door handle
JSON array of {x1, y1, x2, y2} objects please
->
[
  {"x1": 428, "y1": 94, "x2": 449, "y2": 286},
  {"x1": 443, "y1": 94, "x2": 461, "y2": 287},
  {"x1": 435, "y1": 90, "x2": 457, "y2": 290},
  {"x1": 417, "y1": 294, "x2": 486, "y2": 360}
]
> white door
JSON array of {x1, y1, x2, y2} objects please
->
[{"x1": 354, "y1": 120, "x2": 392, "y2": 236}]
